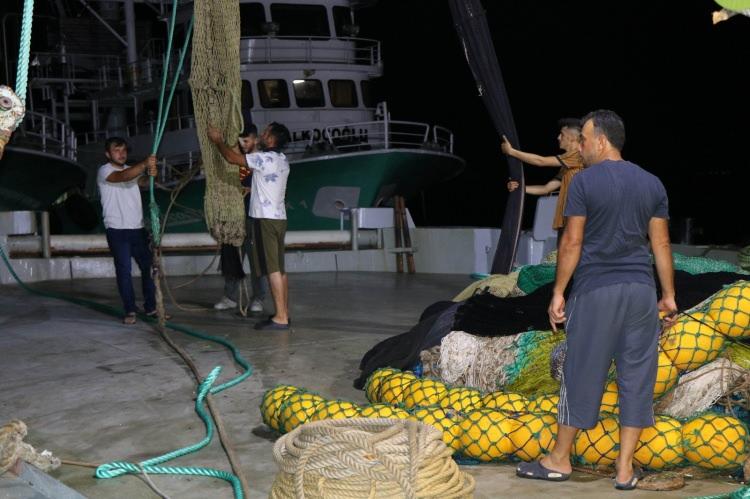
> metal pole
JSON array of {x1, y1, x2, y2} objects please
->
[
  {"x1": 40, "y1": 211, "x2": 51, "y2": 258},
  {"x1": 350, "y1": 208, "x2": 359, "y2": 251},
  {"x1": 124, "y1": 0, "x2": 138, "y2": 87}
]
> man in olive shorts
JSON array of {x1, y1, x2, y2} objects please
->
[{"x1": 208, "y1": 122, "x2": 292, "y2": 330}]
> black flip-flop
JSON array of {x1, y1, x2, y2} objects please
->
[
  {"x1": 254, "y1": 318, "x2": 290, "y2": 331},
  {"x1": 516, "y1": 460, "x2": 571, "y2": 482},
  {"x1": 614, "y1": 468, "x2": 643, "y2": 490}
]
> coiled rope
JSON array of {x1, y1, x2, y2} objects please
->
[{"x1": 270, "y1": 418, "x2": 475, "y2": 499}]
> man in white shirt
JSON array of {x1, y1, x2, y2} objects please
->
[
  {"x1": 208, "y1": 122, "x2": 291, "y2": 331},
  {"x1": 97, "y1": 137, "x2": 158, "y2": 325}
]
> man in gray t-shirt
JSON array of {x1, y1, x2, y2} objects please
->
[{"x1": 516, "y1": 110, "x2": 677, "y2": 490}]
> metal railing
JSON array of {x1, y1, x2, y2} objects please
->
[
  {"x1": 10, "y1": 110, "x2": 78, "y2": 161},
  {"x1": 240, "y1": 36, "x2": 381, "y2": 66},
  {"x1": 79, "y1": 115, "x2": 196, "y2": 145},
  {"x1": 314, "y1": 120, "x2": 455, "y2": 156}
]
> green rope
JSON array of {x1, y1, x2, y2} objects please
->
[
  {"x1": 692, "y1": 486, "x2": 750, "y2": 499},
  {"x1": 14, "y1": 0, "x2": 34, "y2": 105},
  {"x1": 95, "y1": 367, "x2": 243, "y2": 499}
]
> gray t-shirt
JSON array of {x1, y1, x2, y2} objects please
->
[{"x1": 564, "y1": 159, "x2": 669, "y2": 296}]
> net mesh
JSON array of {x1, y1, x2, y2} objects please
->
[
  {"x1": 682, "y1": 413, "x2": 748, "y2": 470},
  {"x1": 277, "y1": 392, "x2": 325, "y2": 434},
  {"x1": 260, "y1": 385, "x2": 301, "y2": 432},
  {"x1": 189, "y1": 0, "x2": 245, "y2": 245}
]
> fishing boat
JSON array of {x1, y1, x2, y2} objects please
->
[{"x1": 1, "y1": 0, "x2": 464, "y2": 234}]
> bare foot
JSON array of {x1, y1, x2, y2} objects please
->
[{"x1": 541, "y1": 454, "x2": 573, "y2": 475}]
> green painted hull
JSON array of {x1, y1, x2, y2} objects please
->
[{"x1": 156, "y1": 149, "x2": 464, "y2": 233}]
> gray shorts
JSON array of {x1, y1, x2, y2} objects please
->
[{"x1": 558, "y1": 282, "x2": 659, "y2": 429}]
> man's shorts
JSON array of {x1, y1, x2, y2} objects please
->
[
  {"x1": 251, "y1": 218, "x2": 287, "y2": 276},
  {"x1": 558, "y1": 282, "x2": 660, "y2": 429}
]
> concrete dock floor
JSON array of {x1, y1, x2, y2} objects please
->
[{"x1": 0, "y1": 272, "x2": 743, "y2": 498}]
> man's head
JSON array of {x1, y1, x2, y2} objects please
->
[
  {"x1": 238, "y1": 124, "x2": 258, "y2": 154},
  {"x1": 104, "y1": 137, "x2": 129, "y2": 166},
  {"x1": 259, "y1": 122, "x2": 291, "y2": 151},
  {"x1": 556, "y1": 117, "x2": 582, "y2": 153},
  {"x1": 579, "y1": 109, "x2": 625, "y2": 166}
]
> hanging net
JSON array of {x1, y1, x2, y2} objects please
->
[{"x1": 189, "y1": 0, "x2": 245, "y2": 245}]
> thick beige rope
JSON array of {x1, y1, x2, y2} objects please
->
[
  {"x1": 269, "y1": 418, "x2": 475, "y2": 499},
  {"x1": 0, "y1": 420, "x2": 60, "y2": 474}
]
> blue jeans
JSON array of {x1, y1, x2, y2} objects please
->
[{"x1": 105, "y1": 228, "x2": 156, "y2": 314}]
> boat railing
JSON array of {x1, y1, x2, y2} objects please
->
[
  {"x1": 18, "y1": 51, "x2": 122, "y2": 92},
  {"x1": 319, "y1": 120, "x2": 455, "y2": 155},
  {"x1": 10, "y1": 110, "x2": 78, "y2": 161},
  {"x1": 240, "y1": 36, "x2": 381, "y2": 66},
  {"x1": 78, "y1": 115, "x2": 196, "y2": 145}
]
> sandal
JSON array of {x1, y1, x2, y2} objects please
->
[
  {"x1": 516, "y1": 460, "x2": 571, "y2": 482},
  {"x1": 614, "y1": 468, "x2": 643, "y2": 490},
  {"x1": 145, "y1": 310, "x2": 172, "y2": 320},
  {"x1": 123, "y1": 313, "x2": 137, "y2": 325}
]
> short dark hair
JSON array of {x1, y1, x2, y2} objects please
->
[
  {"x1": 240, "y1": 124, "x2": 258, "y2": 137},
  {"x1": 266, "y1": 122, "x2": 291, "y2": 149},
  {"x1": 104, "y1": 136, "x2": 128, "y2": 151},
  {"x1": 557, "y1": 117, "x2": 581, "y2": 133},
  {"x1": 582, "y1": 109, "x2": 625, "y2": 151}
]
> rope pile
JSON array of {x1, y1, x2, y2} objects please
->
[
  {"x1": 0, "y1": 420, "x2": 60, "y2": 475},
  {"x1": 189, "y1": 0, "x2": 245, "y2": 246},
  {"x1": 269, "y1": 418, "x2": 475, "y2": 499}
]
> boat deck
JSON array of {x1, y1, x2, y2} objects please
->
[{"x1": 0, "y1": 272, "x2": 741, "y2": 498}]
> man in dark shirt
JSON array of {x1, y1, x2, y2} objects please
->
[{"x1": 517, "y1": 110, "x2": 677, "y2": 489}]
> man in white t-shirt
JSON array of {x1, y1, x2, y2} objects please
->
[
  {"x1": 97, "y1": 137, "x2": 158, "y2": 325},
  {"x1": 208, "y1": 122, "x2": 292, "y2": 331}
]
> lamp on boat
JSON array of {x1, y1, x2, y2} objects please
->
[
  {"x1": 342, "y1": 23, "x2": 360, "y2": 37},
  {"x1": 262, "y1": 22, "x2": 280, "y2": 36}
]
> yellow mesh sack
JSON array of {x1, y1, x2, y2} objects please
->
[
  {"x1": 599, "y1": 381, "x2": 619, "y2": 414},
  {"x1": 440, "y1": 387, "x2": 483, "y2": 413},
  {"x1": 509, "y1": 413, "x2": 557, "y2": 462},
  {"x1": 260, "y1": 385, "x2": 301, "y2": 432},
  {"x1": 481, "y1": 392, "x2": 527, "y2": 412},
  {"x1": 402, "y1": 378, "x2": 449, "y2": 409},
  {"x1": 278, "y1": 393, "x2": 325, "y2": 434},
  {"x1": 459, "y1": 409, "x2": 519, "y2": 462},
  {"x1": 378, "y1": 372, "x2": 418, "y2": 406},
  {"x1": 573, "y1": 416, "x2": 620, "y2": 466},
  {"x1": 411, "y1": 406, "x2": 464, "y2": 453},
  {"x1": 359, "y1": 404, "x2": 411, "y2": 420},
  {"x1": 707, "y1": 282, "x2": 750, "y2": 337},
  {"x1": 682, "y1": 413, "x2": 749, "y2": 470},
  {"x1": 660, "y1": 312, "x2": 725, "y2": 372},
  {"x1": 634, "y1": 415, "x2": 683, "y2": 470},
  {"x1": 309, "y1": 400, "x2": 360, "y2": 422},
  {"x1": 527, "y1": 394, "x2": 559, "y2": 414},
  {"x1": 653, "y1": 350, "x2": 680, "y2": 399},
  {"x1": 363, "y1": 368, "x2": 400, "y2": 403}
]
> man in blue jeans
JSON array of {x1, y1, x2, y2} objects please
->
[{"x1": 97, "y1": 137, "x2": 159, "y2": 324}]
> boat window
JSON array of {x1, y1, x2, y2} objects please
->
[
  {"x1": 293, "y1": 79, "x2": 324, "y2": 108},
  {"x1": 270, "y1": 4, "x2": 330, "y2": 38},
  {"x1": 360, "y1": 80, "x2": 378, "y2": 108},
  {"x1": 258, "y1": 79, "x2": 290, "y2": 108},
  {"x1": 328, "y1": 80, "x2": 358, "y2": 107},
  {"x1": 240, "y1": 3, "x2": 266, "y2": 37},
  {"x1": 332, "y1": 7, "x2": 354, "y2": 37},
  {"x1": 241, "y1": 80, "x2": 254, "y2": 109}
]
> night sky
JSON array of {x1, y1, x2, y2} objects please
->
[{"x1": 358, "y1": 0, "x2": 750, "y2": 245}]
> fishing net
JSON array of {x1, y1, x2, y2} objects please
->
[
  {"x1": 402, "y1": 378, "x2": 449, "y2": 409},
  {"x1": 573, "y1": 416, "x2": 620, "y2": 466},
  {"x1": 509, "y1": 413, "x2": 558, "y2": 462},
  {"x1": 633, "y1": 415, "x2": 684, "y2": 470},
  {"x1": 438, "y1": 331, "x2": 517, "y2": 391},
  {"x1": 260, "y1": 385, "x2": 302, "y2": 432},
  {"x1": 277, "y1": 392, "x2": 325, "y2": 434},
  {"x1": 377, "y1": 372, "x2": 418, "y2": 406},
  {"x1": 516, "y1": 264, "x2": 556, "y2": 294},
  {"x1": 452, "y1": 272, "x2": 522, "y2": 301},
  {"x1": 359, "y1": 404, "x2": 411, "y2": 420},
  {"x1": 363, "y1": 367, "x2": 400, "y2": 403},
  {"x1": 527, "y1": 393, "x2": 559, "y2": 414},
  {"x1": 439, "y1": 387, "x2": 483, "y2": 413},
  {"x1": 309, "y1": 400, "x2": 361, "y2": 422},
  {"x1": 672, "y1": 253, "x2": 746, "y2": 275},
  {"x1": 739, "y1": 246, "x2": 750, "y2": 272},
  {"x1": 654, "y1": 350, "x2": 681, "y2": 399},
  {"x1": 480, "y1": 391, "x2": 527, "y2": 412},
  {"x1": 706, "y1": 281, "x2": 750, "y2": 337},
  {"x1": 505, "y1": 331, "x2": 565, "y2": 396},
  {"x1": 189, "y1": 0, "x2": 245, "y2": 245},
  {"x1": 660, "y1": 312, "x2": 726, "y2": 372},
  {"x1": 599, "y1": 381, "x2": 619, "y2": 414},
  {"x1": 458, "y1": 409, "x2": 517, "y2": 462},
  {"x1": 411, "y1": 406, "x2": 464, "y2": 453},
  {"x1": 682, "y1": 413, "x2": 749, "y2": 470}
]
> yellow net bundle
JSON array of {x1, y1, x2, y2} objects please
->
[{"x1": 189, "y1": 0, "x2": 245, "y2": 245}]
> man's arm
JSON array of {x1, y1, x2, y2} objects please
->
[
  {"x1": 208, "y1": 126, "x2": 249, "y2": 167},
  {"x1": 106, "y1": 155, "x2": 157, "y2": 183},
  {"x1": 527, "y1": 179, "x2": 561, "y2": 195},
  {"x1": 501, "y1": 135, "x2": 561, "y2": 167},
  {"x1": 649, "y1": 217, "x2": 677, "y2": 315},
  {"x1": 548, "y1": 215, "x2": 585, "y2": 331}
]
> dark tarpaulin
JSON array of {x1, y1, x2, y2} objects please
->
[{"x1": 448, "y1": 0, "x2": 524, "y2": 274}]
